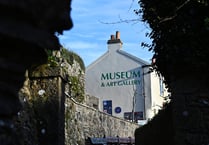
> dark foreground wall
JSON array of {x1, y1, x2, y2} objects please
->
[{"x1": 135, "y1": 102, "x2": 174, "y2": 145}]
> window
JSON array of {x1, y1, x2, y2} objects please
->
[
  {"x1": 159, "y1": 77, "x2": 164, "y2": 96},
  {"x1": 103, "y1": 100, "x2": 112, "y2": 115}
]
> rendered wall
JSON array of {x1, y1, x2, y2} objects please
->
[
  {"x1": 85, "y1": 45, "x2": 146, "y2": 119},
  {"x1": 85, "y1": 42, "x2": 168, "y2": 121}
]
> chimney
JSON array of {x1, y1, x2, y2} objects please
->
[
  {"x1": 107, "y1": 31, "x2": 123, "y2": 51},
  {"x1": 107, "y1": 31, "x2": 123, "y2": 44}
]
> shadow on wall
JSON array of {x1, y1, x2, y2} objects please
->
[{"x1": 135, "y1": 102, "x2": 174, "y2": 145}]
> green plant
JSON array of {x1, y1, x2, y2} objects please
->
[
  {"x1": 60, "y1": 47, "x2": 85, "y2": 71},
  {"x1": 136, "y1": 0, "x2": 209, "y2": 88},
  {"x1": 68, "y1": 76, "x2": 85, "y2": 103},
  {"x1": 46, "y1": 49, "x2": 59, "y2": 67}
]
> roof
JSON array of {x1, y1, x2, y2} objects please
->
[
  {"x1": 86, "y1": 48, "x2": 150, "y2": 71},
  {"x1": 86, "y1": 31, "x2": 151, "y2": 70}
]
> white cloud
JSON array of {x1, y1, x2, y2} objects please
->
[
  {"x1": 61, "y1": 41, "x2": 107, "y2": 66},
  {"x1": 59, "y1": 0, "x2": 152, "y2": 66},
  {"x1": 62, "y1": 41, "x2": 100, "y2": 50}
]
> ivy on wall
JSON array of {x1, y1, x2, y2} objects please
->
[
  {"x1": 46, "y1": 47, "x2": 85, "y2": 103},
  {"x1": 68, "y1": 76, "x2": 85, "y2": 103}
]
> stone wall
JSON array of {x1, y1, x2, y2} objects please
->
[
  {"x1": 17, "y1": 58, "x2": 139, "y2": 145},
  {"x1": 65, "y1": 95, "x2": 139, "y2": 145},
  {"x1": 17, "y1": 66, "x2": 66, "y2": 145}
]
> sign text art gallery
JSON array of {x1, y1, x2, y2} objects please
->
[{"x1": 100, "y1": 70, "x2": 141, "y2": 87}]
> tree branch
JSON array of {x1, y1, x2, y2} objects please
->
[{"x1": 159, "y1": 0, "x2": 191, "y2": 23}]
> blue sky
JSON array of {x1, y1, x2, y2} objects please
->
[{"x1": 58, "y1": 0, "x2": 153, "y2": 67}]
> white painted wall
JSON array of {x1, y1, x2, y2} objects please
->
[
  {"x1": 85, "y1": 41, "x2": 147, "y2": 118},
  {"x1": 85, "y1": 32, "x2": 169, "y2": 121}
]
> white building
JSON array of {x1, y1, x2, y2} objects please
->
[{"x1": 85, "y1": 31, "x2": 169, "y2": 122}]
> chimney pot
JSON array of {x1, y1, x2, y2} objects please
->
[
  {"x1": 116, "y1": 31, "x2": 120, "y2": 39},
  {"x1": 111, "y1": 35, "x2": 115, "y2": 40}
]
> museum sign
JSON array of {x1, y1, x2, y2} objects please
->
[{"x1": 100, "y1": 70, "x2": 141, "y2": 87}]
